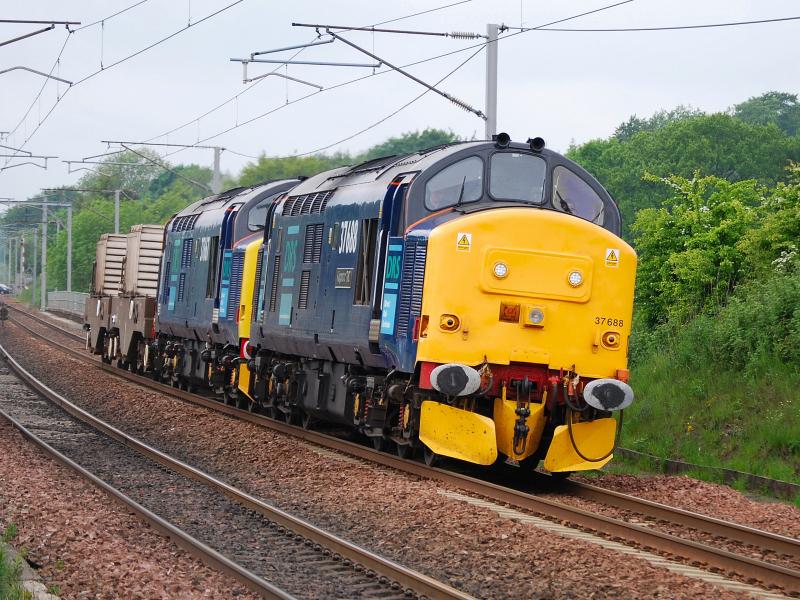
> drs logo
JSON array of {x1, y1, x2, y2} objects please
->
[
  {"x1": 339, "y1": 220, "x2": 359, "y2": 254},
  {"x1": 386, "y1": 254, "x2": 401, "y2": 281}
]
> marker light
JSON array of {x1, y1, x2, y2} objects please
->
[
  {"x1": 528, "y1": 308, "x2": 544, "y2": 325},
  {"x1": 568, "y1": 270, "x2": 583, "y2": 287},
  {"x1": 493, "y1": 261, "x2": 509, "y2": 279}
]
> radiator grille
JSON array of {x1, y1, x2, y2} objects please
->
[
  {"x1": 177, "y1": 272, "x2": 186, "y2": 302},
  {"x1": 252, "y1": 249, "x2": 264, "y2": 321},
  {"x1": 269, "y1": 255, "x2": 281, "y2": 312},
  {"x1": 171, "y1": 214, "x2": 200, "y2": 231},
  {"x1": 396, "y1": 237, "x2": 427, "y2": 339},
  {"x1": 302, "y1": 223, "x2": 324, "y2": 263},
  {"x1": 298, "y1": 270, "x2": 311, "y2": 310},
  {"x1": 180, "y1": 238, "x2": 194, "y2": 268},
  {"x1": 282, "y1": 190, "x2": 333, "y2": 216},
  {"x1": 161, "y1": 262, "x2": 171, "y2": 304},
  {"x1": 226, "y1": 252, "x2": 245, "y2": 319}
]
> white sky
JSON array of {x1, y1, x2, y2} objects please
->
[{"x1": 0, "y1": 0, "x2": 798, "y2": 202}]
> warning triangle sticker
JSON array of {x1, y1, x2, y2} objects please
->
[
  {"x1": 456, "y1": 232, "x2": 472, "y2": 251},
  {"x1": 605, "y1": 248, "x2": 620, "y2": 267}
]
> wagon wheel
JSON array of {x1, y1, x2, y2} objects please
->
[{"x1": 300, "y1": 410, "x2": 314, "y2": 429}]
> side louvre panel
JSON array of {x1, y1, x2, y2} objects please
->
[
  {"x1": 252, "y1": 248, "x2": 264, "y2": 318},
  {"x1": 269, "y1": 255, "x2": 281, "y2": 313},
  {"x1": 298, "y1": 270, "x2": 311, "y2": 310},
  {"x1": 396, "y1": 237, "x2": 427, "y2": 339},
  {"x1": 303, "y1": 223, "x2": 324, "y2": 263},
  {"x1": 225, "y1": 252, "x2": 245, "y2": 319},
  {"x1": 282, "y1": 190, "x2": 333, "y2": 216},
  {"x1": 177, "y1": 272, "x2": 186, "y2": 302}
]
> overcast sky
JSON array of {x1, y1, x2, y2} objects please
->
[{"x1": 1, "y1": 0, "x2": 798, "y2": 203}]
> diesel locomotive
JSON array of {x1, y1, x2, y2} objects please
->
[{"x1": 85, "y1": 134, "x2": 637, "y2": 474}]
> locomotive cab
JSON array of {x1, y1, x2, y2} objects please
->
[{"x1": 398, "y1": 139, "x2": 635, "y2": 472}]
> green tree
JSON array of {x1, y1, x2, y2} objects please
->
[
  {"x1": 238, "y1": 154, "x2": 350, "y2": 187},
  {"x1": 614, "y1": 105, "x2": 702, "y2": 141},
  {"x1": 237, "y1": 129, "x2": 459, "y2": 187},
  {"x1": 631, "y1": 172, "x2": 761, "y2": 326},
  {"x1": 568, "y1": 113, "x2": 800, "y2": 236},
  {"x1": 356, "y1": 128, "x2": 458, "y2": 161},
  {"x1": 733, "y1": 91, "x2": 800, "y2": 136},
  {"x1": 738, "y1": 162, "x2": 800, "y2": 278}
]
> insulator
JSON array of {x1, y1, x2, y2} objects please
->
[
  {"x1": 449, "y1": 31, "x2": 481, "y2": 39},
  {"x1": 448, "y1": 95, "x2": 480, "y2": 116}
]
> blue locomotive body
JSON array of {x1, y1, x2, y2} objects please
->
[{"x1": 153, "y1": 180, "x2": 298, "y2": 390}]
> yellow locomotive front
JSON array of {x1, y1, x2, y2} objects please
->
[{"x1": 411, "y1": 141, "x2": 637, "y2": 473}]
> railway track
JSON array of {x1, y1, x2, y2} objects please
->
[
  {"x1": 0, "y1": 335, "x2": 474, "y2": 600},
  {"x1": 6, "y1": 303, "x2": 800, "y2": 597}
]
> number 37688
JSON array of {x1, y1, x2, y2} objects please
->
[{"x1": 594, "y1": 316, "x2": 624, "y2": 327}]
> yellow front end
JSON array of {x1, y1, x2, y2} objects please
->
[
  {"x1": 416, "y1": 208, "x2": 636, "y2": 471},
  {"x1": 237, "y1": 240, "x2": 262, "y2": 400}
]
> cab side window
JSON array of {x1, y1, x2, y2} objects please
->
[
  {"x1": 552, "y1": 166, "x2": 605, "y2": 225},
  {"x1": 424, "y1": 156, "x2": 483, "y2": 210}
]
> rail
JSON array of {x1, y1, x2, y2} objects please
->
[
  {"x1": 0, "y1": 334, "x2": 475, "y2": 600},
  {"x1": 6, "y1": 304, "x2": 800, "y2": 595}
]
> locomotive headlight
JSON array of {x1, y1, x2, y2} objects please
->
[
  {"x1": 567, "y1": 270, "x2": 583, "y2": 287},
  {"x1": 493, "y1": 261, "x2": 509, "y2": 279},
  {"x1": 523, "y1": 305, "x2": 545, "y2": 327}
]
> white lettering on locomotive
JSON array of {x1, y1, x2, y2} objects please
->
[{"x1": 338, "y1": 220, "x2": 359, "y2": 254}]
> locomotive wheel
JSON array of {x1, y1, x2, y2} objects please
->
[
  {"x1": 247, "y1": 399, "x2": 260, "y2": 414},
  {"x1": 371, "y1": 436, "x2": 385, "y2": 451},
  {"x1": 300, "y1": 410, "x2": 313, "y2": 429},
  {"x1": 281, "y1": 407, "x2": 295, "y2": 425},
  {"x1": 396, "y1": 442, "x2": 414, "y2": 459},
  {"x1": 236, "y1": 395, "x2": 249, "y2": 410},
  {"x1": 423, "y1": 446, "x2": 440, "y2": 467},
  {"x1": 264, "y1": 404, "x2": 277, "y2": 420}
]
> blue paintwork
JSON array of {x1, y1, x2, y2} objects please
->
[{"x1": 156, "y1": 180, "x2": 299, "y2": 346}]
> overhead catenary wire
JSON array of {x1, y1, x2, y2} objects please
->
[
  {"x1": 283, "y1": 44, "x2": 487, "y2": 159},
  {"x1": 119, "y1": 144, "x2": 212, "y2": 193},
  {"x1": 506, "y1": 14, "x2": 800, "y2": 32},
  {"x1": 5, "y1": 0, "x2": 154, "y2": 146},
  {"x1": 142, "y1": 0, "x2": 476, "y2": 146},
  {"x1": 74, "y1": 0, "x2": 152, "y2": 31},
  {"x1": 158, "y1": 0, "x2": 638, "y2": 162},
  {"x1": 1, "y1": 0, "x2": 245, "y2": 167}
]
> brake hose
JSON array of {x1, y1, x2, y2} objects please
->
[{"x1": 558, "y1": 379, "x2": 620, "y2": 463}]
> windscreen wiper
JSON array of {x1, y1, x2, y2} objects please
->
[
  {"x1": 454, "y1": 176, "x2": 467, "y2": 208},
  {"x1": 556, "y1": 190, "x2": 573, "y2": 215}
]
